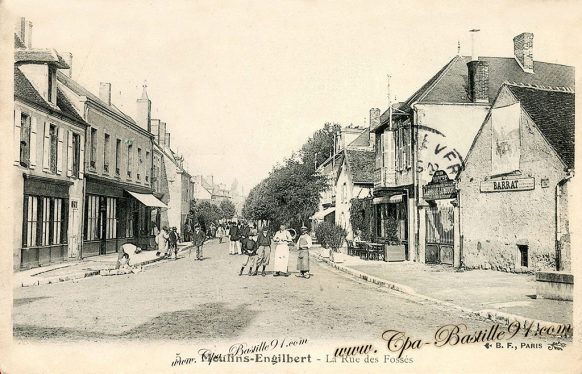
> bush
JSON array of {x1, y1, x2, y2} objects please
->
[{"x1": 314, "y1": 222, "x2": 346, "y2": 251}]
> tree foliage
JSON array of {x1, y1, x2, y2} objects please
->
[
  {"x1": 349, "y1": 198, "x2": 374, "y2": 241},
  {"x1": 314, "y1": 222, "x2": 346, "y2": 251},
  {"x1": 191, "y1": 200, "x2": 222, "y2": 232},
  {"x1": 242, "y1": 123, "x2": 341, "y2": 233},
  {"x1": 219, "y1": 199, "x2": 236, "y2": 220}
]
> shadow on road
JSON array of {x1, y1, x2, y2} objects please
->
[
  {"x1": 14, "y1": 302, "x2": 257, "y2": 341},
  {"x1": 13, "y1": 296, "x2": 51, "y2": 307}
]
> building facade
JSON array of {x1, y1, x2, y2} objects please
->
[
  {"x1": 58, "y1": 75, "x2": 163, "y2": 257},
  {"x1": 13, "y1": 40, "x2": 88, "y2": 270},
  {"x1": 458, "y1": 83, "x2": 574, "y2": 272},
  {"x1": 371, "y1": 32, "x2": 575, "y2": 265}
]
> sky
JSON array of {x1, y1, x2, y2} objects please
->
[{"x1": 6, "y1": 0, "x2": 581, "y2": 194}]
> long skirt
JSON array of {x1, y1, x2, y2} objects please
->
[
  {"x1": 297, "y1": 249, "x2": 310, "y2": 271},
  {"x1": 273, "y1": 243, "x2": 289, "y2": 273}
]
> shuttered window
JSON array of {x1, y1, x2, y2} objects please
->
[
  {"x1": 49, "y1": 124, "x2": 58, "y2": 173},
  {"x1": 19, "y1": 113, "x2": 31, "y2": 167}
]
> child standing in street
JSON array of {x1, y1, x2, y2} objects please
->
[{"x1": 239, "y1": 236, "x2": 258, "y2": 276}]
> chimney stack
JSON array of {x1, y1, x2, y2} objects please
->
[
  {"x1": 15, "y1": 17, "x2": 33, "y2": 48},
  {"x1": 467, "y1": 60, "x2": 489, "y2": 103},
  {"x1": 99, "y1": 82, "x2": 112, "y2": 105},
  {"x1": 513, "y1": 32, "x2": 534, "y2": 73},
  {"x1": 369, "y1": 108, "x2": 380, "y2": 148},
  {"x1": 165, "y1": 132, "x2": 171, "y2": 149},
  {"x1": 158, "y1": 121, "x2": 167, "y2": 147},
  {"x1": 469, "y1": 29, "x2": 480, "y2": 61},
  {"x1": 150, "y1": 119, "x2": 160, "y2": 143},
  {"x1": 386, "y1": 74, "x2": 392, "y2": 106},
  {"x1": 62, "y1": 52, "x2": 73, "y2": 78},
  {"x1": 136, "y1": 83, "x2": 152, "y2": 132}
]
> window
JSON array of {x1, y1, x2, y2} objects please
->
[
  {"x1": 342, "y1": 182, "x2": 347, "y2": 203},
  {"x1": 404, "y1": 126, "x2": 411, "y2": 169},
  {"x1": 518, "y1": 245, "x2": 528, "y2": 267},
  {"x1": 49, "y1": 124, "x2": 58, "y2": 173},
  {"x1": 72, "y1": 133, "x2": 81, "y2": 177},
  {"x1": 23, "y1": 196, "x2": 38, "y2": 247},
  {"x1": 145, "y1": 151, "x2": 150, "y2": 182},
  {"x1": 106, "y1": 197, "x2": 117, "y2": 239},
  {"x1": 20, "y1": 113, "x2": 31, "y2": 167},
  {"x1": 84, "y1": 195, "x2": 100, "y2": 240},
  {"x1": 137, "y1": 148, "x2": 142, "y2": 180},
  {"x1": 90, "y1": 128, "x2": 97, "y2": 169},
  {"x1": 103, "y1": 134, "x2": 110, "y2": 172},
  {"x1": 127, "y1": 144, "x2": 133, "y2": 178},
  {"x1": 23, "y1": 195, "x2": 66, "y2": 247},
  {"x1": 115, "y1": 139, "x2": 121, "y2": 175}
]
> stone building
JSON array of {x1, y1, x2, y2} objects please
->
[
  {"x1": 13, "y1": 25, "x2": 88, "y2": 269},
  {"x1": 457, "y1": 83, "x2": 574, "y2": 272},
  {"x1": 371, "y1": 32, "x2": 574, "y2": 265}
]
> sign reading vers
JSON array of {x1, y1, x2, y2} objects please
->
[
  {"x1": 480, "y1": 177, "x2": 535, "y2": 193},
  {"x1": 423, "y1": 170, "x2": 456, "y2": 200}
]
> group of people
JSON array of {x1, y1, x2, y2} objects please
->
[
  {"x1": 155, "y1": 224, "x2": 207, "y2": 260},
  {"x1": 237, "y1": 224, "x2": 313, "y2": 279}
]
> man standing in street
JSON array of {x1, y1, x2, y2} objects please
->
[
  {"x1": 239, "y1": 221, "x2": 250, "y2": 254},
  {"x1": 229, "y1": 221, "x2": 240, "y2": 255},
  {"x1": 255, "y1": 227, "x2": 272, "y2": 276},
  {"x1": 239, "y1": 235, "x2": 258, "y2": 276},
  {"x1": 191, "y1": 224, "x2": 206, "y2": 260},
  {"x1": 296, "y1": 226, "x2": 313, "y2": 278}
]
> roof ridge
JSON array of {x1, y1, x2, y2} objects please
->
[{"x1": 504, "y1": 81, "x2": 575, "y2": 93}]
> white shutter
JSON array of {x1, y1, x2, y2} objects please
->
[
  {"x1": 42, "y1": 122, "x2": 50, "y2": 170},
  {"x1": 57, "y1": 127, "x2": 64, "y2": 174},
  {"x1": 30, "y1": 117, "x2": 37, "y2": 169},
  {"x1": 67, "y1": 130, "x2": 73, "y2": 176},
  {"x1": 79, "y1": 134, "x2": 85, "y2": 179},
  {"x1": 14, "y1": 109, "x2": 21, "y2": 165}
]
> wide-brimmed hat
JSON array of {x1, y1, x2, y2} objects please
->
[{"x1": 301, "y1": 226, "x2": 308, "y2": 231}]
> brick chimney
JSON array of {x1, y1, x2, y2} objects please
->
[
  {"x1": 150, "y1": 119, "x2": 160, "y2": 143},
  {"x1": 513, "y1": 32, "x2": 534, "y2": 73},
  {"x1": 15, "y1": 17, "x2": 33, "y2": 48},
  {"x1": 467, "y1": 60, "x2": 489, "y2": 103},
  {"x1": 158, "y1": 121, "x2": 167, "y2": 146},
  {"x1": 99, "y1": 82, "x2": 112, "y2": 105},
  {"x1": 369, "y1": 108, "x2": 380, "y2": 148},
  {"x1": 136, "y1": 83, "x2": 151, "y2": 132},
  {"x1": 165, "y1": 132, "x2": 171, "y2": 149}
]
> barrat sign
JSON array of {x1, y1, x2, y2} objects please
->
[{"x1": 480, "y1": 177, "x2": 535, "y2": 193}]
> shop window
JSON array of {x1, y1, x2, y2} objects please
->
[
  {"x1": 23, "y1": 195, "x2": 66, "y2": 247},
  {"x1": 106, "y1": 197, "x2": 117, "y2": 239},
  {"x1": 84, "y1": 195, "x2": 100, "y2": 240},
  {"x1": 23, "y1": 195, "x2": 38, "y2": 247},
  {"x1": 518, "y1": 245, "x2": 528, "y2": 267}
]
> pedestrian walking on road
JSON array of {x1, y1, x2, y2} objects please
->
[
  {"x1": 216, "y1": 225, "x2": 226, "y2": 244},
  {"x1": 168, "y1": 227, "x2": 179, "y2": 259},
  {"x1": 229, "y1": 222, "x2": 241, "y2": 255},
  {"x1": 272, "y1": 224, "x2": 293, "y2": 277},
  {"x1": 156, "y1": 227, "x2": 170, "y2": 257},
  {"x1": 255, "y1": 228, "x2": 272, "y2": 276},
  {"x1": 239, "y1": 236, "x2": 258, "y2": 276},
  {"x1": 296, "y1": 226, "x2": 312, "y2": 278},
  {"x1": 239, "y1": 221, "x2": 250, "y2": 254},
  {"x1": 191, "y1": 225, "x2": 206, "y2": 260}
]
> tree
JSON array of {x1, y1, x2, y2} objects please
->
[
  {"x1": 242, "y1": 123, "x2": 340, "y2": 233},
  {"x1": 192, "y1": 200, "x2": 221, "y2": 232},
  {"x1": 219, "y1": 199, "x2": 236, "y2": 220}
]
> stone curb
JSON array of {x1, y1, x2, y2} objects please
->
[
  {"x1": 18, "y1": 244, "x2": 194, "y2": 288},
  {"x1": 312, "y1": 253, "x2": 571, "y2": 331}
]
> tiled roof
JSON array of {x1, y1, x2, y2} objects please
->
[
  {"x1": 506, "y1": 84, "x2": 575, "y2": 169},
  {"x1": 14, "y1": 66, "x2": 85, "y2": 126},
  {"x1": 380, "y1": 55, "x2": 575, "y2": 125},
  {"x1": 345, "y1": 149, "x2": 375, "y2": 184},
  {"x1": 57, "y1": 71, "x2": 137, "y2": 125},
  {"x1": 15, "y1": 48, "x2": 70, "y2": 69},
  {"x1": 347, "y1": 128, "x2": 371, "y2": 148}
]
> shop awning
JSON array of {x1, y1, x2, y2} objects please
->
[
  {"x1": 126, "y1": 191, "x2": 167, "y2": 208},
  {"x1": 310, "y1": 207, "x2": 336, "y2": 220},
  {"x1": 373, "y1": 194, "x2": 403, "y2": 204}
]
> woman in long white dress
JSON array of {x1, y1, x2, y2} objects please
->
[{"x1": 272, "y1": 224, "x2": 293, "y2": 276}]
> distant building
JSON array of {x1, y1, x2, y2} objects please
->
[{"x1": 458, "y1": 83, "x2": 574, "y2": 272}]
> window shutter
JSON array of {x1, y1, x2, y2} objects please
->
[
  {"x1": 42, "y1": 122, "x2": 51, "y2": 170},
  {"x1": 67, "y1": 130, "x2": 73, "y2": 176},
  {"x1": 79, "y1": 134, "x2": 85, "y2": 179},
  {"x1": 57, "y1": 127, "x2": 64, "y2": 174},
  {"x1": 30, "y1": 116, "x2": 37, "y2": 169},
  {"x1": 14, "y1": 109, "x2": 21, "y2": 165}
]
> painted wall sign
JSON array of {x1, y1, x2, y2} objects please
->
[{"x1": 480, "y1": 177, "x2": 535, "y2": 193}]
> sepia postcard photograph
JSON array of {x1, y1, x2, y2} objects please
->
[{"x1": 0, "y1": 0, "x2": 580, "y2": 373}]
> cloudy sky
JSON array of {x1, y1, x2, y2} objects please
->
[{"x1": 7, "y1": 0, "x2": 580, "y2": 193}]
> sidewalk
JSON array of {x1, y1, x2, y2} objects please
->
[
  {"x1": 313, "y1": 248, "x2": 572, "y2": 326},
  {"x1": 14, "y1": 242, "x2": 194, "y2": 288}
]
